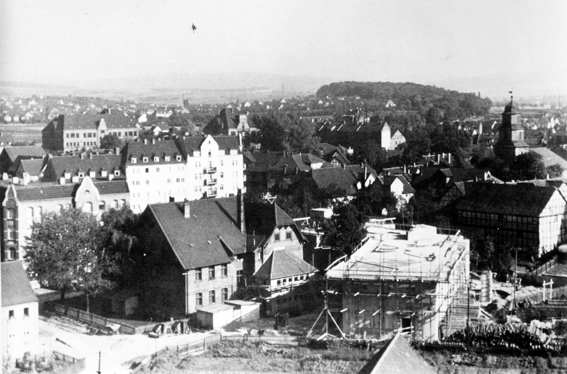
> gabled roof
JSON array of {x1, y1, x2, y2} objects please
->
[
  {"x1": 269, "y1": 153, "x2": 329, "y2": 174},
  {"x1": 122, "y1": 139, "x2": 183, "y2": 165},
  {"x1": 311, "y1": 164, "x2": 376, "y2": 194},
  {"x1": 146, "y1": 198, "x2": 247, "y2": 270},
  {"x1": 181, "y1": 136, "x2": 240, "y2": 156},
  {"x1": 54, "y1": 111, "x2": 137, "y2": 130},
  {"x1": 376, "y1": 175, "x2": 416, "y2": 194},
  {"x1": 3, "y1": 146, "x2": 46, "y2": 161},
  {"x1": 1, "y1": 261, "x2": 38, "y2": 307},
  {"x1": 455, "y1": 182, "x2": 560, "y2": 217},
  {"x1": 1, "y1": 179, "x2": 129, "y2": 201},
  {"x1": 357, "y1": 332, "x2": 436, "y2": 374},
  {"x1": 530, "y1": 148, "x2": 567, "y2": 170},
  {"x1": 17, "y1": 159, "x2": 45, "y2": 176},
  {"x1": 46, "y1": 154, "x2": 123, "y2": 179},
  {"x1": 245, "y1": 202, "x2": 305, "y2": 242},
  {"x1": 253, "y1": 250, "x2": 317, "y2": 280}
]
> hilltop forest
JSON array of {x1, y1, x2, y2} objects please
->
[{"x1": 316, "y1": 81, "x2": 492, "y2": 119}]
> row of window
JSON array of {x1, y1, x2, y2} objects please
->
[
  {"x1": 66, "y1": 141, "x2": 98, "y2": 147},
  {"x1": 110, "y1": 131, "x2": 136, "y2": 137},
  {"x1": 196, "y1": 288, "x2": 228, "y2": 306},
  {"x1": 276, "y1": 274, "x2": 308, "y2": 286},
  {"x1": 131, "y1": 155, "x2": 183, "y2": 163},
  {"x1": 8, "y1": 307, "x2": 30, "y2": 319},
  {"x1": 458, "y1": 211, "x2": 539, "y2": 224},
  {"x1": 274, "y1": 231, "x2": 293, "y2": 241},
  {"x1": 195, "y1": 264, "x2": 228, "y2": 281}
]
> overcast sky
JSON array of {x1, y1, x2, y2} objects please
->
[{"x1": 1, "y1": 0, "x2": 566, "y2": 96}]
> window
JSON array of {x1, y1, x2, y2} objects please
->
[
  {"x1": 209, "y1": 266, "x2": 215, "y2": 279},
  {"x1": 274, "y1": 233, "x2": 280, "y2": 241},
  {"x1": 131, "y1": 157, "x2": 137, "y2": 163},
  {"x1": 286, "y1": 231, "x2": 292, "y2": 240},
  {"x1": 153, "y1": 157, "x2": 159, "y2": 162},
  {"x1": 221, "y1": 264, "x2": 228, "y2": 277},
  {"x1": 165, "y1": 156, "x2": 170, "y2": 162},
  {"x1": 145, "y1": 168, "x2": 149, "y2": 173},
  {"x1": 237, "y1": 270, "x2": 242, "y2": 285},
  {"x1": 6, "y1": 209, "x2": 14, "y2": 219},
  {"x1": 176, "y1": 155, "x2": 182, "y2": 162},
  {"x1": 222, "y1": 288, "x2": 228, "y2": 301},
  {"x1": 195, "y1": 268, "x2": 202, "y2": 281},
  {"x1": 114, "y1": 170, "x2": 120, "y2": 176},
  {"x1": 143, "y1": 157, "x2": 148, "y2": 163},
  {"x1": 196, "y1": 293, "x2": 203, "y2": 306},
  {"x1": 209, "y1": 290, "x2": 216, "y2": 303},
  {"x1": 24, "y1": 308, "x2": 29, "y2": 317},
  {"x1": 9, "y1": 310, "x2": 14, "y2": 318}
]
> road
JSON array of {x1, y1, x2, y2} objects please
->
[{"x1": 40, "y1": 319, "x2": 212, "y2": 374}]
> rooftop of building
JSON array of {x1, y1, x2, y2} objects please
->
[{"x1": 326, "y1": 224, "x2": 468, "y2": 282}]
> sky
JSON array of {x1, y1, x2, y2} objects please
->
[{"x1": 0, "y1": 0, "x2": 566, "y2": 98}]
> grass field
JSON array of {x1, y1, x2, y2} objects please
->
[{"x1": 0, "y1": 123, "x2": 44, "y2": 144}]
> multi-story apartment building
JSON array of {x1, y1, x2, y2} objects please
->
[
  {"x1": 42, "y1": 109, "x2": 138, "y2": 152},
  {"x1": 122, "y1": 135, "x2": 244, "y2": 213}
]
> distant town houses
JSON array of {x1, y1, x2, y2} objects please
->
[{"x1": 318, "y1": 120, "x2": 406, "y2": 151}]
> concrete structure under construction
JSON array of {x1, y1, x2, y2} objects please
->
[{"x1": 326, "y1": 224, "x2": 470, "y2": 341}]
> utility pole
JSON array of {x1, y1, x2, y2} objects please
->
[
  {"x1": 513, "y1": 247, "x2": 518, "y2": 312},
  {"x1": 466, "y1": 280, "x2": 471, "y2": 349},
  {"x1": 97, "y1": 351, "x2": 101, "y2": 374}
]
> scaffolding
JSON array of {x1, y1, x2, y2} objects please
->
[{"x1": 315, "y1": 224, "x2": 472, "y2": 341}]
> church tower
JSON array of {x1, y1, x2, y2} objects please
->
[{"x1": 494, "y1": 94, "x2": 529, "y2": 163}]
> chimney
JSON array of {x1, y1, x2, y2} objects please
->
[
  {"x1": 152, "y1": 138, "x2": 156, "y2": 144},
  {"x1": 80, "y1": 153, "x2": 85, "y2": 160},
  {"x1": 437, "y1": 154, "x2": 441, "y2": 163},
  {"x1": 89, "y1": 152, "x2": 93, "y2": 159},
  {"x1": 144, "y1": 138, "x2": 148, "y2": 145},
  {"x1": 283, "y1": 164, "x2": 287, "y2": 174},
  {"x1": 115, "y1": 147, "x2": 120, "y2": 155},
  {"x1": 184, "y1": 199, "x2": 190, "y2": 218},
  {"x1": 364, "y1": 164, "x2": 368, "y2": 180},
  {"x1": 448, "y1": 153, "x2": 452, "y2": 164},
  {"x1": 237, "y1": 189, "x2": 245, "y2": 232},
  {"x1": 403, "y1": 164, "x2": 407, "y2": 174}
]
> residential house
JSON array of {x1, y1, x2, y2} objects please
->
[
  {"x1": 203, "y1": 108, "x2": 251, "y2": 136},
  {"x1": 326, "y1": 224, "x2": 470, "y2": 341},
  {"x1": 454, "y1": 182, "x2": 567, "y2": 256},
  {"x1": 318, "y1": 121, "x2": 405, "y2": 151},
  {"x1": 132, "y1": 197, "x2": 247, "y2": 316},
  {"x1": 0, "y1": 177, "x2": 129, "y2": 262},
  {"x1": 244, "y1": 201, "x2": 317, "y2": 316},
  {"x1": 0, "y1": 146, "x2": 46, "y2": 177},
  {"x1": 42, "y1": 109, "x2": 139, "y2": 152},
  {"x1": 310, "y1": 163, "x2": 377, "y2": 197},
  {"x1": 2, "y1": 261, "x2": 39, "y2": 364},
  {"x1": 371, "y1": 174, "x2": 415, "y2": 206}
]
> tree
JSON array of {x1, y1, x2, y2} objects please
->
[
  {"x1": 24, "y1": 208, "x2": 118, "y2": 310},
  {"x1": 101, "y1": 205, "x2": 140, "y2": 263},
  {"x1": 512, "y1": 151, "x2": 546, "y2": 180},
  {"x1": 547, "y1": 163, "x2": 564, "y2": 178},
  {"x1": 287, "y1": 120, "x2": 320, "y2": 153},
  {"x1": 251, "y1": 115, "x2": 287, "y2": 152},
  {"x1": 322, "y1": 204, "x2": 366, "y2": 256},
  {"x1": 100, "y1": 134, "x2": 121, "y2": 149}
]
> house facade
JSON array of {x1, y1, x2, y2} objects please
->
[
  {"x1": 0, "y1": 177, "x2": 129, "y2": 261},
  {"x1": 133, "y1": 197, "x2": 247, "y2": 316},
  {"x1": 454, "y1": 182, "x2": 567, "y2": 256},
  {"x1": 2, "y1": 261, "x2": 39, "y2": 364},
  {"x1": 122, "y1": 135, "x2": 244, "y2": 213},
  {"x1": 42, "y1": 110, "x2": 139, "y2": 152}
]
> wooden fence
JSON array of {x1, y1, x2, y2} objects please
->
[
  {"x1": 53, "y1": 351, "x2": 86, "y2": 374},
  {"x1": 54, "y1": 304, "x2": 155, "y2": 334}
]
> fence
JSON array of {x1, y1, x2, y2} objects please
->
[
  {"x1": 53, "y1": 351, "x2": 86, "y2": 374},
  {"x1": 54, "y1": 304, "x2": 155, "y2": 334}
]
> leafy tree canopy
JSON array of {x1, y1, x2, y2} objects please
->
[
  {"x1": 100, "y1": 134, "x2": 121, "y2": 149},
  {"x1": 25, "y1": 208, "x2": 119, "y2": 302},
  {"x1": 322, "y1": 203, "x2": 366, "y2": 256}
]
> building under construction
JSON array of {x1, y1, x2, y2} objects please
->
[{"x1": 325, "y1": 223, "x2": 470, "y2": 341}]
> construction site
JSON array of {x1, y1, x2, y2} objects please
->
[{"x1": 323, "y1": 222, "x2": 471, "y2": 342}]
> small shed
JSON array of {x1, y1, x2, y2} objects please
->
[
  {"x1": 105, "y1": 289, "x2": 139, "y2": 316},
  {"x1": 196, "y1": 304, "x2": 234, "y2": 330},
  {"x1": 224, "y1": 300, "x2": 261, "y2": 323}
]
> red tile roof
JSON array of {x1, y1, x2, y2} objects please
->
[{"x1": 1, "y1": 261, "x2": 38, "y2": 307}]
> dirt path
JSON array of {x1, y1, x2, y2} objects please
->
[{"x1": 40, "y1": 319, "x2": 211, "y2": 374}]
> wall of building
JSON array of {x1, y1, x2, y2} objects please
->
[{"x1": 2, "y1": 302, "x2": 39, "y2": 363}]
